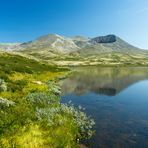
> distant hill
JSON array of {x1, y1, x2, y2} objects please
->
[
  {"x1": 19, "y1": 34, "x2": 79, "y2": 53},
  {"x1": 0, "y1": 43, "x2": 20, "y2": 51},
  {"x1": 74, "y1": 35, "x2": 146, "y2": 55},
  {"x1": 0, "y1": 34, "x2": 148, "y2": 66},
  {"x1": 1, "y1": 34, "x2": 146, "y2": 55}
]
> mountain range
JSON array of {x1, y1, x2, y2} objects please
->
[
  {"x1": 0, "y1": 43, "x2": 20, "y2": 51},
  {"x1": 0, "y1": 34, "x2": 148, "y2": 66}
]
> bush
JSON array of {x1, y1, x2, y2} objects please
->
[
  {"x1": 0, "y1": 72, "x2": 9, "y2": 81},
  {"x1": 36, "y1": 103, "x2": 95, "y2": 140},
  {"x1": 0, "y1": 97, "x2": 15, "y2": 108},
  {"x1": 46, "y1": 80, "x2": 61, "y2": 95},
  {"x1": 26, "y1": 90, "x2": 95, "y2": 141},
  {"x1": 0, "y1": 79, "x2": 7, "y2": 92},
  {"x1": 7, "y1": 79, "x2": 27, "y2": 92},
  {"x1": 26, "y1": 92, "x2": 59, "y2": 108}
]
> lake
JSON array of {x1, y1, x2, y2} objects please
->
[{"x1": 60, "y1": 67, "x2": 148, "y2": 148}]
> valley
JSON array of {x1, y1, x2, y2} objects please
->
[{"x1": 0, "y1": 34, "x2": 148, "y2": 147}]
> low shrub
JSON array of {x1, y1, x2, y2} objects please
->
[
  {"x1": 36, "y1": 103, "x2": 95, "y2": 140},
  {"x1": 0, "y1": 97, "x2": 15, "y2": 108},
  {"x1": 26, "y1": 92, "x2": 59, "y2": 108},
  {"x1": 0, "y1": 79, "x2": 7, "y2": 92}
]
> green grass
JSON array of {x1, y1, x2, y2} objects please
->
[
  {"x1": 0, "y1": 52, "x2": 94, "y2": 148},
  {"x1": 0, "y1": 52, "x2": 67, "y2": 74}
]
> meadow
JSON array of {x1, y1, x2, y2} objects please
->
[{"x1": 0, "y1": 52, "x2": 94, "y2": 148}]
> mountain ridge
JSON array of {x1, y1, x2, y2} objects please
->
[
  {"x1": 0, "y1": 34, "x2": 147, "y2": 53},
  {"x1": 0, "y1": 34, "x2": 148, "y2": 66}
]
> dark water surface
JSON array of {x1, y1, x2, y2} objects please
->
[{"x1": 60, "y1": 67, "x2": 148, "y2": 148}]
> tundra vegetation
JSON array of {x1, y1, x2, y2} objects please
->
[{"x1": 0, "y1": 52, "x2": 95, "y2": 148}]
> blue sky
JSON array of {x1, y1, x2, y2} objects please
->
[{"x1": 0, "y1": 0, "x2": 148, "y2": 49}]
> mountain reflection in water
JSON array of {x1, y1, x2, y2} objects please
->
[
  {"x1": 61, "y1": 67, "x2": 148, "y2": 96},
  {"x1": 61, "y1": 67, "x2": 148, "y2": 148}
]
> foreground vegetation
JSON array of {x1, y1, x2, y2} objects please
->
[{"x1": 0, "y1": 52, "x2": 95, "y2": 148}]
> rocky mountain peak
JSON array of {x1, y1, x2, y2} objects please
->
[{"x1": 90, "y1": 34, "x2": 117, "y2": 44}]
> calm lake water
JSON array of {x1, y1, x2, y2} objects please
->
[{"x1": 60, "y1": 67, "x2": 148, "y2": 148}]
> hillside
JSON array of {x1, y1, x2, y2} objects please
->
[
  {"x1": 0, "y1": 52, "x2": 94, "y2": 147},
  {"x1": 19, "y1": 34, "x2": 79, "y2": 54},
  {"x1": 0, "y1": 34, "x2": 148, "y2": 66},
  {"x1": 0, "y1": 43, "x2": 20, "y2": 51},
  {"x1": 16, "y1": 34, "x2": 147, "y2": 54}
]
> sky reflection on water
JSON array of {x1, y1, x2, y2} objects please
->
[{"x1": 61, "y1": 67, "x2": 148, "y2": 148}]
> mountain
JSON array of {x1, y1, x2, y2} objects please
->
[
  {"x1": 14, "y1": 34, "x2": 147, "y2": 56},
  {"x1": 1, "y1": 34, "x2": 148, "y2": 66},
  {"x1": 90, "y1": 34, "x2": 117, "y2": 43},
  {"x1": 99, "y1": 36, "x2": 142, "y2": 53},
  {"x1": 19, "y1": 34, "x2": 79, "y2": 54},
  {"x1": 4, "y1": 34, "x2": 145, "y2": 55},
  {"x1": 72, "y1": 36, "x2": 89, "y2": 42},
  {"x1": 75, "y1": 35, "x2": 146, "y2": 55},
  {"x1": 0, "y1": 43, "x2": 20, "y2": 51}
]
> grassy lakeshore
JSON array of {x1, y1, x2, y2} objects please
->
[{"x1": 0, "y1": 52, "x2": 94, "y2": 148}]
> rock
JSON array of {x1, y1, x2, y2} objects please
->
[
  {"x1": 33, "y1": 81, "x2": 43, "y2": 85},
  {"x1": 90, "y1": 34, "x2": 116, "y2": 43}
]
